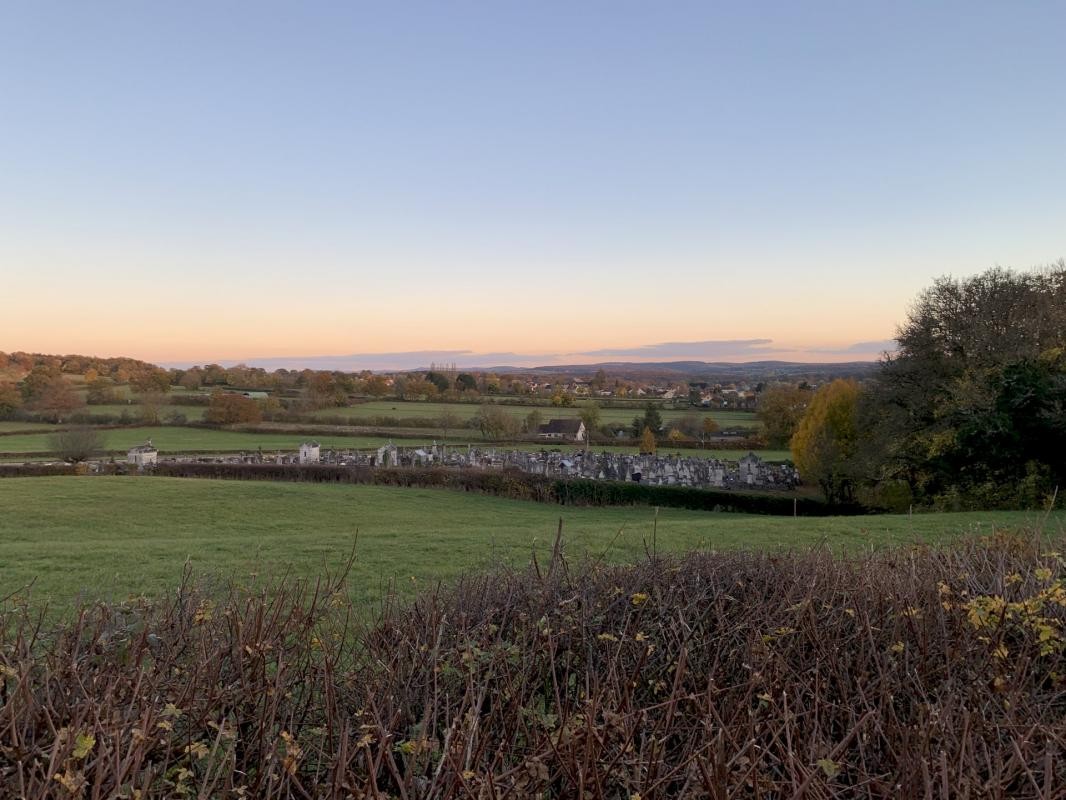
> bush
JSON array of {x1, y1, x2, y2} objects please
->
[
  {"x1": 0, "y1": 463, "x2": 78, "y2": 478},
  {"x1": 1, "y1": 533, "x2": 1064, "y2": 796},
  {"x1": 46, "y1": 425, "x2": 104, "y2": 463},
  {"x1": 150, "y1": 463, "x2": 849, "y2": 515}
]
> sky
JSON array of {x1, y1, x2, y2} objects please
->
[{"x1": 1, "y1": 1, "x2": 1064, "y2": 370}]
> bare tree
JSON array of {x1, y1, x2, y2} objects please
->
[
  {"x1": 436, "y1": 410, "x2": 462, "y2": 439},
  {"x1": 48, "y1": 426, "x2": 105, "y2": 463},
  {"x1": 578, "y1": 401, "x2": 601, "y2": 451}
]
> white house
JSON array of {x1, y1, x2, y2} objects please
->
[
  {"x1": 298, "y1": 441, "x2": 321, "y2": 464},
  {"x1": 537, "y1": 419, "x2": 586, "y2": 442},
  {"x1": 127, "y1": 440, "x2": 158, "y2": 467}
]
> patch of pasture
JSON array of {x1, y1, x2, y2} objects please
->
[{"x1": 0, "y1": 477, "x2": 1060, "y2": 608}]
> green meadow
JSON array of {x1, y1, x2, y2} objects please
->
[
  {"x1": 1, "y1": 476, "x2": 1058, "y2": 607},
  {"x1": 316, "y1": 400, "x2": 761, "y2": 429},
  {"x1": 0, "y1": 427, "x2": 397, "y2": 455}
]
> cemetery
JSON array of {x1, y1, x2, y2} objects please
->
[{"x1": 152, "y1": 441, "x2": 800, "y2": 491}]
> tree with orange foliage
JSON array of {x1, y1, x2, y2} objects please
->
[
  {"x1": 0, "y1": 382, "x2": 21, "y2": 415},
  {"x1": 205, "y1": 392, "x2": 263, "y2": 425},
  {"x1": 639, "y1": 426, "x2": 657, "y2": 455},
  {"x1": 30, "y1": 378, "x2": 84, "y2": 420}
]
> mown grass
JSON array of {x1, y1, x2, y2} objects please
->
[{"x1": 1, "y1": 476, "x2": 1059, "y2": 608}]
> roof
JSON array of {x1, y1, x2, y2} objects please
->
[
  {"x1": 300, "y1": 441, "x2": 320, "y2": 447},
  {"x1": 128, "y1": 443, "x2": 157, "y2": 453},
  {"x1": 538, "y1": 419, "x2": 584, "y2": 434}
]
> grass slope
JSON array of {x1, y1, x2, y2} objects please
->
[{"x1": 1, "y1": 477, "x2": 1059, "y2": 607}]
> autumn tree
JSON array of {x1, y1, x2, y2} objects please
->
[
  {"x1": 362, "y1": 375, "x2": 390, "y2": 397},
  {"x1": 0, "y1": 382, "x2": 21, "y2": 415},
  {"x1": 757, "y1": 384, "x2": 811, "y2": 447},
  {"x1": 791, "y1": 379, "x2": 862, "y2": 504},
  {"x1": 436, "y1": 410, "x2": 462, "y2": 438},
  {"x1": 179, "y1": 368, "x2": 204, "y2": 390},
  {"x1": 86, "y1": 378, "x2": 116, "y2": 404},
  {"x1": 20, "y1": 365, "x2": 60, "y2": 401},
  {"x1": 130, "y1": 369, "x2": 171, "y2": 395},
  {"x1": 48, "y1": 426, "x2": 104, "y2": 463},
  {"x1": 307, "y1": 372, "x2": 348, "y2": 407},
  {"x1": 577, "y1": 402, "x2": 601, "y2": 449},
  {"x1": 139, "y1": 391, "x2": 165, "y2": 425},
  {"x1": 639, "y1": 426, "x2": 657, "y2": 455},
  {"x1": 700, "y1": 417, "x2": 720, "y2": 448},
  {"x1": 205, "y1": 392, "x2": 263, "y2": 425},
  {"x1": 29, "y1": 378, "x2": 84, "y2": 420},
  {"x1": 401, "y1": 377, "x2": 439, "y2": 400},
  {"x1": 550, "y1": 392, "x2": 573, "y2": 407},
  {"x1": 473, "y1": 405, "x2": 520, "y2": 441}
]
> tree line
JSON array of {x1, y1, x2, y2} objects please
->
[{"x1": 764, "y1": 264, "x2": 1066, "y2": 509}]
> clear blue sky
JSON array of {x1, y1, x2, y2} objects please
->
[{"x1": 2, "y1": 1, "x2": 1064, "y2": 368}]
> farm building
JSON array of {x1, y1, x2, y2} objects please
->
[
  {"x1": 537, "y1": 419, "x2": 586, "y2": 442},
  {"x1": 298, "y1": 441, "x2": 320, "y2": 464},
  {"x1": 127, "y1": 440, "x2": 158, "y2": 467}
]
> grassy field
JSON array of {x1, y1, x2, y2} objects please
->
[
  {"x1": 0, "y1": 427, "x2": 398, "y2": 455},
  {"x1": 1, "y1": 477, "x2": 1059, "y2": 607},
  {"x1": 316, "y1": 400, "x2": 761, "y2": 429},
  {"x1": 0, "y1": 422, "x2": 54, "y2": 433},
  {"x1": 0, "y1": 425, "x2": 790, "y2": 460},
  {"x1": 82, "y1": 403, "x2": 208, "y2": 420}
]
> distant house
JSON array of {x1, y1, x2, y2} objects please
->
[
  {"x1": 537, "y1": 419, "x2": 586, "y2": 442},
  {"x1": 298, "y1": 441, "x2": 320, "y2": 464},
  {"x1": 127, "y1": 440, "x2": 158, "y2": 467},
  {"x1": 239, "y1": 391, "x2": 270, "y2": 400}
]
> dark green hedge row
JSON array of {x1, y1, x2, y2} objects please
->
[
  {"x1": 549, "y1": 478, "x2": 855, "y2": 515},
  {"x1": 151, "y1": 462, "x2": 855, "y2": 516},
  {"x1": 0, "y1": 463, "x2": 79, "y2": 478}
]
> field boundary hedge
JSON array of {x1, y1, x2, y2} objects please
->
[
  {"x1": 150, "y1": 462, "x2": 854, "y2": 515},
  {"x1": 0, "y1": 463, "x2": 79, "y2": 477}
]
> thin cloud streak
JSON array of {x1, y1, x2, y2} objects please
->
[
  {"x1": 165, "y1": 338, "x2": 891, "y2": 371},
  {"x1": 577, "y1": 339, "x2": 776, "y2": 359},
  {"x1": 806, "y1": 339, "x2": 899, "y2": 355}
]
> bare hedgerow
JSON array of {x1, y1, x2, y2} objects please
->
[{"x1": 1, "y1": 530, "x2": 1065, "y2": 797}]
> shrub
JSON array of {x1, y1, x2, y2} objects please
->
[
  {"x1": 47, "y1": 425, "x2": 105, "y2": 463},
  {"x1": 1, "y1": 533, "x2": 1064, "y2": 796},
  {"x1": 150, "y1": 463, "x2": 849, "y2": 515}
]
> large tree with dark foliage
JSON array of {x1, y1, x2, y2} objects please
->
[{"x1": 867, "y1": 263, "x2": 1066, "y2": 506}]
